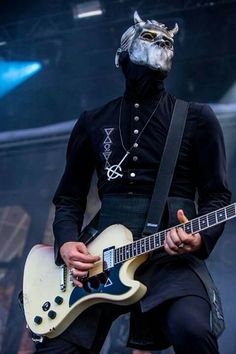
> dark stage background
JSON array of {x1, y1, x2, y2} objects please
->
[{"x1": 0, "y1": 1, "x2": 235, "y2": 353}]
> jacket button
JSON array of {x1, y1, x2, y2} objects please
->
[
  {"x1": 134, "y1": 129, "x2": 139, "y2": 135},
  {"x1": 134, "y1": 116, "x2": 139, "y2": 121},
  {"x1": 130, "y1": 172, "x2": 136, "y2": 177},
  {"x1": 134, "y1": 103, "x2": 139, "y2": 108},
  {"x1": 133, "y1": 143, "x2": 138, "y2": 148},
  {"x1": 133, "y1": 156, "x2": 138, "y2": 162}
]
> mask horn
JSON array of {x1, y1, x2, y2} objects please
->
[
  {"x1": 134, "y1": 11, "x2": 144, "y2": 25},
  {"x1": 169, "y1": 23, "x2": 179, "y2": 37}
]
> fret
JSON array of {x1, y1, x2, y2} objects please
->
[
  {"x1": 123, "y1": 246, "x2": 126, "y2": 261},
  {"x1": 150, "y1": 235, "x2": 155, "y2": 250},
  {"x1": 117, "y1": 248, "x2": 121, "y2": 263},
  {"x1": 144, "y1": 238, "x2": 147, "y2": 252},
  {"x1": 140, "y1": 239, "x2": 146, "y2": 254},
  {"x1": 137, "y1": 241, "x2": 141, "y2": 256},
  {"x1": 137, "y1": 241, "x2": 141, "y2": 255},
  {"x1": 207, "y1": 212, "x2": 217, "y2": 227},
  {"x1": 118, "y1": 246, "x2": 122, "y2": 262},
  {"x1": 125, "y1": 245, "x2": 130, "y2": 260},
  {"x1": 226, "y1": 204, "x2": 235, "y2": 218},
  {"x1": 216, "y1": 209, "x2": 226, "y2": 223},
  {"x1": 123, "y1": 245, "x2": 127, "y2": 260},
  {"x1": 133, "y1": 242, "x2": 137, "y2": 257},
  {"x1": 118, "y1": 247, "x2": 122, "y2": 262},
  {"x1": 192, "y1": 218, "x2": 200, "y2": 234},
  {"x1": 145, "y1": 237, "x2": 149, "y2": 252},
  {"x1": 184, "y1": 222, "x2": 192, "y2": 234},
  {"x1": 199, "y1": 215, "x2": 208, "y2": 229},
  {"x1": 136, "y1": 240, "x2": 140, "y2": 255},
  {"x1": 148, "y1": 236, "x2": 151, "y2": 251},
  {"x1": 132, "y1": 243, "x2": 135, "y2": 257},
  {"x1": 129, "y1": 244, "x2": 133, "y2": 259},
  {"x1": 154, "y1": 234, "x2": 159, "y2": 248},
  {"x1": 130, "y1": 244, "x2": 133, "y2": 257},
  {"x1": 121, "y1": 246, "x2": 125, "y2": 262},
  {"x1": 160, "y1": 231, "x2": 165, "y2": 245},
  {"x1": 149, "y1": 236, "x2": 152, "y2": 251}
]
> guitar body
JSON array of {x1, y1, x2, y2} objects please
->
[{"x1": 23, "y1": 224, "x2": 148, "y2": 338}]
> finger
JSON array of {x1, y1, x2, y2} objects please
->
[
  {"x1": 71, "y1": 253, "x2": 100, "y2": 263},
  {"x1": 177, "y1": 227, "x2": 198, "y2": 247},
  {"x1": 176, "y1": 229, "x2": 200, "y2": 251},
  {"x1": 165, "y1": 232, "x2": 180, "y2": 252},
  {"x1": 71, "y1": 267, "x2": 88, "y2": 277},
  {"x1": 182, "y1": 245, "x2": 193, "y2": 252},
  {"x1": 164, "y1": 239, "x2": 179, "y2": 255},
  {"x1": 72, "y1": 277, "x2": 84, "y2": 288},
  {"x1": 177, "y1": 209, "x2": 189, "y2": 223},
  {"x1": 169, "y1": 228, "x2": 183, "y2": 247},
  {"x1": 176, "y1": 227, "x2": 190, "y2": 244},
  {"x1": 182, "y1": 234, "x2": 201, "y2": 251},
  {"x1": 72, "y1": 260, "x2": 95, "y2": 271}
]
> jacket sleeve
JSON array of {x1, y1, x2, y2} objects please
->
[
  {"x1": 192, "y1": 104, "x2": 231, "y2": 259},
  {"x1": 52, "y1": 111, "x2": 95, "y2": 265}
]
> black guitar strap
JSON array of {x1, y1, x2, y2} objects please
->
[
  {"x1": 79, "y1": 212, "x2": 100, "y2": 245},
  {"x1": 142, "y1": 99, "x2": 189, "y2": 237}
]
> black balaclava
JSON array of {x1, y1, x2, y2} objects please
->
[{"x1": 120, "y1": 52, "x2": 166, "y2": 99}]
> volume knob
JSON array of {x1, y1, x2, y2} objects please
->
[
  {"x1": 48, "y1": 310, "x2": 57, "y2": 319},
  {"x1": 34, "y1": 316, "x2": 43, "y2": 325},
  {"x1": 54, "y1": 296, "x2": 63, "y2": 305}
]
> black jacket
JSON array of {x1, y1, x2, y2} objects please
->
[
  {"x1": 52, "y1": 86, "x2": 231, "y2": 348},
  {"x1": 53, "y1": 89, "x2": 231, "y2": 263}
]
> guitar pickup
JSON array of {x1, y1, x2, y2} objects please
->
[{"x1": 103, "y1": 247, "x2": 115, "y2": 270}]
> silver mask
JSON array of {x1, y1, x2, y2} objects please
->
[{"x1": 115, "y1": 11, "x2": 179, "y2": 73}]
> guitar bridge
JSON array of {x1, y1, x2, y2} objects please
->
[{"x1": 103, "y1": 247, "x2": 115, "y2": 270}]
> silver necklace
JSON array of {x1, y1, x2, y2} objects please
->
[{"x1": 106, "y1": 95, "x2": 163, "y2": 181}]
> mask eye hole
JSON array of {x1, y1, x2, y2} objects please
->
[
  {"x1": 164, "y1": 39, "x2": 173, "y2": 50},
  {"x1": 140, "y1": 31, "x2": 157, "y2": 42}
]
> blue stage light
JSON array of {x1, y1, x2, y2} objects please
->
[{"x1": 0, "y1": 61, "x2": 42, "y2": 98}]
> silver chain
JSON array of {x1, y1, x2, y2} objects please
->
[{"x1": 101, "y1": 94, "x2": 164, "y2": 183}]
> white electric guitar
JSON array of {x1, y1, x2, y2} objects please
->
[{"x1": 23, "y1": 203, "x2": 236, "y2": 339}]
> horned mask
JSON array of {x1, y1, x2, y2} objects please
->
[{"x1": 115, "y1": 11, "x2": 179, "y2": 73}]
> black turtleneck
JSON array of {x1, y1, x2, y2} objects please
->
[
  {"x1": 53, "y1": 60, "x2": 231, "y2": 266},
  {"x1": 121, "y1": 54, "x2": 166, "y2": 100}
]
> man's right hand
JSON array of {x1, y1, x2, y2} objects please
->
[{"x1": 60, "y1": 242, "x2": 100, "y2": 288}]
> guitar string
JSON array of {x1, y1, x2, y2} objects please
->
[
  {"x1": 86, "y1": 203, "x2": 236, "y2": 277},
  {"x1": 86, "y1": 203, "x2": 236, "y2": 274},
  {"x1": 113, "y1": 203, "x2": 236, "y2": 265}
]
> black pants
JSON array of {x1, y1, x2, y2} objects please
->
[{"x1": 34, "y1": 295, "x2": 219, "y2": 354}]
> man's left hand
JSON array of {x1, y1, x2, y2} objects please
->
[{"x1": 164, "y1": 209, "x2": 202, "y2": 255}]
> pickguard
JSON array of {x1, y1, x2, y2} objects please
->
[{"x1": 69, "y1": 264, "x2": 130, "y2": 307}]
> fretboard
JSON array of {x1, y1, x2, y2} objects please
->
[{"x1": 114, "y1": 203, "x2": 236, "y2": 265}]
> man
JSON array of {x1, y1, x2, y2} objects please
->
[{"x1": 35, "y1": 11, "x2": 231, "y2": 354}]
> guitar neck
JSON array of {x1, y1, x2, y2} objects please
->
[{"x1": 114, "y1": 203, "x2": 236, "y2": 265}]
